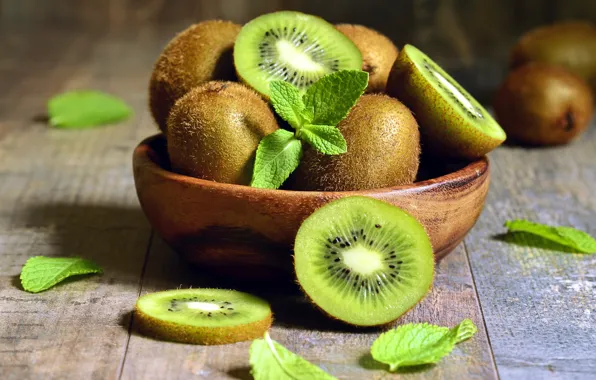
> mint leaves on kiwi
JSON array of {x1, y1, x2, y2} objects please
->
[{"x1": 251, "y1": 70, "x2": 369, "y2": 189}]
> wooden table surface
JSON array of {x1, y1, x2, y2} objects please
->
[{"x1": 1, "y1": 22, "x2": 595, "y2": 380}]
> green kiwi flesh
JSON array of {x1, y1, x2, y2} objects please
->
[
  {"x1": 336, "y1": 24, "x2": 399, "y2": 93},
  {"x1": 149, "y1": 20, "x2": 241, "y2": 132},
  {"x1": 134, "y1": 288, "x2": 272, "y2": 345},
  {"x1": 386, "y1": 44, "x2": 506, "y2": 159},
  {"x1": 294, "y1": 196, "x2": 435, "y2": 326},
  {"x1": 167, "y1": 81, "x2": 279, "y2": 185},
  {"x1": 288, "y1": 94, "x2": 420, "y2": 191},
  {"x1": 234, "y1": 11, "x2": 362, "y2": 97}
]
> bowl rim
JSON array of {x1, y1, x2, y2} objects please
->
[{"x1": 134, "y1": 134, "x2": 490, "y2": 197}]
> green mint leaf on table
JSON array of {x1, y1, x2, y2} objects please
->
[
  {"x1": 371, "y1": 319, "x2": 478, "y2": 372},
  {"x1": 250, "y1": 332, "x2": 337, "y2": 380},
  {"x1": 299, "y1": 124, "x2": 347, "y2": 155},
  {"x1": 303, "y1": 70, "x2": 369, "y2": 126},
  {"x1": 251, "y1": 129, "x2": 303, "y2": 189},
  {"x1": 504, "y1": 220, "x2": 596, "y2": 253},
  {"x1": 20, "y1": 256, "x2": 103, "y2": 293},
  {"x1": 48, "y1": 90, "x2": 132, "y2": 128},
  {"x1": 270, "y1": 81, "x2": 308, "y2": 129}
]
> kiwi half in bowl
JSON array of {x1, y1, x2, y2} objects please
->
[
  {"x1": 134, "y1": 288, "x2": 272, "y2": 345},
  {"x1": 294, "y1": 196, "x2": 434, "y2": 326},
  {"x1": 387, "y1": 44, "x2": 506, "y2": 159},
  {"x1": 234, "y1": 11, "x2": 362, "y2": 98}
]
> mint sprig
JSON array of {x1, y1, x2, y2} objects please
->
[
  {"x1": 504, "y1": 220, "x2": 596, "y2": 253},
  {"x1": 48, "y1": 90, "x2": 132, "y2": 128},
  {"x1": 370, "y1": 319, "x2": 478, "y2": 372},
  {"x1": 250, "y1": 332, "x2": 337, "y2": 380},
  {"x1": 20, "y1": 256, "x2": 103, "y2": 293},
  {"x1": 251, "y1": 70, "x2": 368, "y2": 189}
]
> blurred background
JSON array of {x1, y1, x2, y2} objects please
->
[{"x1": 1, "y1": 0, "x2": 595, "y2": 102}]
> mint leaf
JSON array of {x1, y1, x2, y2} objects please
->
[
  {"x1": 48, "y1": 90, "x2": 132, "y2": 128},
  {"x1": 20, "y1": 256, "x2": 103, "y2": 293},
  {"x1": 300, "y1": 124, "x2": 347, "y2": 155},
  {"x1": 250, "y1": 332, "x2": 337, "y2": 380},
  {"x1": 371, "y1": 319, "x2": 478, "y2": 372},
  {"x1": 505, "y1": 220, "x2": 596, "y2": 253},
  {"x1": 303, "y1": 70, "x2": 368, "y2": 126},
  {"x1": 270, "y1": 81, "x2": 307, "y2": 129},
  {"x1": 251, "y1": 129, "x2": 302, "y2": 189},
  {"x1": 454, "y1": 319, "x2": 478, "y2": 343}
]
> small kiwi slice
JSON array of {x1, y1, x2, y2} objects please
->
[
  {"x1": 234, "y1": 11, "x2": 362, "y2": 97},
  {"x1": 149, "y1": 20, "x2": 241, "y2": 132},
  {"x1": 167, "y1": 81, "x2": 279, "y2": 185},
  {"x1": 336, "y1": 24, "x2": 399, "y2": 93},
  {"x1": 134, "y1": 288, "x2": 272, "y2": 345},
  {"x1": 386, "y1": 44, "x2": 506, "y2": 159},
  {"x1": 494, "y1": 63, "x2": 594, "y2": 146},
  {"x1": 294, "y1": 196, "x2": 434, "y2": 326},
  {"x1": 288, "y1": 94, "x2": 420, "y2": 191},
  {"x1": 510, "y1": 21, "x2": 596, "y2": 92}
]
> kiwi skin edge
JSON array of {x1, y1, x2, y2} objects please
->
[
  {"x1": 386, "y1": 46, "x2": 506, "y2": 159},
  {"x1": 149, "y1": 20, "x2": 241, "y2": 133},
  {"x1": 336, "y1": 24, "x2": 399, "y2": 93},
  {"x1": 133, "y1": 305, "x2": 273, "y2": 345}
]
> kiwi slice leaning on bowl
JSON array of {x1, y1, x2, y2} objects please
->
[
  {"x1": 294, "y1": 196, "x2": 435, "y2": 327},
  {"x1": 234, "y1": 11, "x2": 362, "y2": 97},
  {"x1": 134, "y1": 288, "x2": 272, "y2": 345},
  {"x1": 386, "y1": 44, "x2": 506, "y2": 159}
]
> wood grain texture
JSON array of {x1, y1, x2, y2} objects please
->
[
  {"x1": 120, "y1": 239, "x2": 497, "y2": 380},
  {"x1": 463, "y1": 121, "x2": 596, "y2": 379},
  {"x1": 133, "y1": 135, "x2": 489, "y2": 280},
  {"x1": 0, "y1": 28, "x2": 157, "y2": 379}
]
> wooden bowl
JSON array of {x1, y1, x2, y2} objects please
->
[{"x1": 133, "y1": 134, "x2": 490, "y2": 281}]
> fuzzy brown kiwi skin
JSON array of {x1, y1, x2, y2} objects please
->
[
  {"x1": 149, "y1": 20, "x2": 241, "y2": 133},
  {"x1": 336, "y1": 24, "x2": 399, "y2": 93},
  {"x1": 510, "y1": 21, "x2": 596, "y2": 93},
  {"x1": 167, "y1": 81, "x2": 279, "y2": 185},
  {"x1": 134, "y1": 305, "x2": 273, "y2": 345},
  {"x1": 287, "y1": 94, "x2": 420, "y2": 191},
  {"x1": 494, "y1": 63, "x2": 594, "y2": 146}
]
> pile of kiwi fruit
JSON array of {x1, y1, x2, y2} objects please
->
[
  {"x1": 494, "y1": 21, "x2": 595, "y2": 146},
  {"x1": 134, "y1": 13, "x2": 593, "y2": 345}
]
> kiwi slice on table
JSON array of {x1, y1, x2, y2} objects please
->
[
  {"x1": 234, "y1": 11, "x2": 362, "y2": 97},
  {"x1": 386, "y1": 44, "x2": 506, "y2": 159},
  {"x1": 294, "y1": 196, "x2": 434, "y2": 327},
  {"x1": 134, "y1": 288, "x2": 272, "y2": 345}
]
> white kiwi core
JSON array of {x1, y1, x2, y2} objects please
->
[{"x1": 341, "y1": 246, "x2": 383, "y2": 275}]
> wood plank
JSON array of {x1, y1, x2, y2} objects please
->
[
  {"x1": 0, "y1": 28, "x2": 157, "y2": 379},
  {"x1": 464, "y1": 122, "x2": 596, "y2": 379},
  {"x1": 121, "y1": 238, "x2": 497, "y2": 379}
]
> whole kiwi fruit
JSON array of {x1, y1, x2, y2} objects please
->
[
  {"x1": 288, "y1": 94, "x2": 420, "y2": 191},
  {"x1": 510, "y1": 21, "x2": 596, "y2": 92},
  {"x1": 336, "y1": 24, "x2": 399, "y2": 93},
  {"x1": 493, "y1": 63, "x2": 594, "y2": 146},
  {"x1": 167, "y1": 81, "x2": 279, "y2": 185},
  {"x1": 149, "y1": 20, "x2": 241, "y2": 132}
]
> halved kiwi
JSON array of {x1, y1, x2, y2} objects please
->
[
  {"x1": 294, "y1": 196, "x2": 435, "y2": 326},
  {"x1": 134, "y1": 288, "x2": 272, "y2": 345},
  {"x1": 386, "y1": 44, "x2": 506, "y2": 159},
  {"x1": 234, "y1": 11, "x2": 362, "y2": 97}
]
